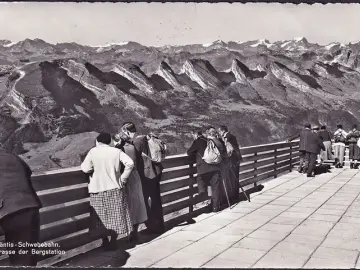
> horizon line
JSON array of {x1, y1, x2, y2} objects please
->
[{"x1": 2, "y1": 37, "x2": 360, "y2": 48}]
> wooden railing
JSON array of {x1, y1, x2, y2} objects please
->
[{"x1": 0, "y1": 140, "x2": 300, "y2": 266}]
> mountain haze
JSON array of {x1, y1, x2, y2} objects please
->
[{"x1": 1, "y1": 37, "x2": 360, "y2": 172}]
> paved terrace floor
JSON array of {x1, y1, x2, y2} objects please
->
[{"x1": 58, "y1": 168, "x2": 360, "y2": 268}]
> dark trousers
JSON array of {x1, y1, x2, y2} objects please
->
[
  {"x1": 298, "y1": 150, "x2": 307, "y2": 172},
  {"x1": 0, "y1": 207, "x2": 40, "y2": 266},
  {"x1": 229, "y1": 164, "x2": 240, "y2": 203},
  {"x1": 197, "y1": 171, "x2": 221, "y2": 210},
  {"x1": 142, "y1": 174, "x2": 165, "y2": 234},
  {"x1": 349, "y1": 143, "x2": 359, "y2": 161},
  {"x1": 305, "y1": 152, "x2": 318, "y2": 176}
]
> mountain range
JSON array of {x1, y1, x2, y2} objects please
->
[{"x1": 1, "y1": 37, "x2": 360, "y2": 172}]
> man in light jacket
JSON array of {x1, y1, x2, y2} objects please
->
[{"x1": 333, "y1": 125, "x2": 348, "y2": 168}]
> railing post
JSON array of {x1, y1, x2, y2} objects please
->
[
  {"x1": 289, "y1": 143, "x2": 293, "y2": 172},
  {"x1": 274, "y1": 148, "x2": 278, "y2": 178},
  {"x1": 189, "y1": 163, "x2": 194, "y2": 214},
  {"x1": 253, "y1": 152, "x2": 258, "y2": 187}
]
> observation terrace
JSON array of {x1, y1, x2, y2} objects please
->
[{"x1": 1, "y1": 140, "x2": 360, "y2": 268}]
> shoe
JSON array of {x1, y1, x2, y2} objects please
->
[
  {"x1": 212, "y1": 207, "x2": 220, "y2": 213},
  {"x1": 350, "y1": 163, "x2": 354, "y2": 169},
  {"x1": 307, "y1": 175, "x2": 315, "y2": 178},
  {"x1": 102, "y1": 239, "x2": 117, "y2": 251},
  {"x1": 128, "y1": 232, "x2": 139, "y2": 242}
]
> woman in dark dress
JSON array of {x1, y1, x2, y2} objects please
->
[{"x1": 114, "y1": 125, "x2": 148, "y2": 241}]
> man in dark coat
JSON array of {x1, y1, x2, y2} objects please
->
[
  {"x1": 187, "y1": 128, "x2": 224, "y2": 212},
  {"x1": 132, "y1": 128, "x2": 164, "y2": 234},
  {"x1": 0, "y1": 150, "x2": 42, "y2": 266},
  {"x1": 287, "y1": 124, "x2": 312, "y2": 173},
  {"x1": 218, "y1": 125, "x2": 242, "y2": 203},
  {"x1": 305, "y1": 126, "x2": 326, "y2": 177},
  {"x1": 318, "y1": 125, "x2": 333, "y2": 163}
]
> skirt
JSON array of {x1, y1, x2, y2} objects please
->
[
  {"x1": 89, "y1": 188, "x2": 133, "y2": 236},
  {"x1": 126, "y1": 170, "x2": 148, "y2": 225}
]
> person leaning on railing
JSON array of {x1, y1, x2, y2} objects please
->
[
  {"x1": 0, "y1": 146, "x2": 42, "y2": 266},
  {"x1": 81, "y1": 133, "x2": 134, "y2": 251},
  {"x1": 218, "y1": 125, "x2": 242, "y2": 204},
  {"x1": 114, "y1": 123, "x2": 148, "y2": 242},
  {"x1": 187, "y1": 128, "x2": 225, "y2": 212},
  {"x1": 133, "y1": 128, "x2": 165, "y2": 235},
  {"x1": 287, "y1": 124, "x2": 312, "y2": 173}
]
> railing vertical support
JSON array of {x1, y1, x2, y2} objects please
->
[
  {"x1": 253, "y1": 152, "x2": 258, "y2": 187},
  {"x1": 274, "y1": 148, "x2": 278, "y2": 178},
  {"x1": 289, "y1": 143, "x2": 293, "y2": 172},
  {"x1": 189, "y1": 163, "x2": 194, "y2": 214}
]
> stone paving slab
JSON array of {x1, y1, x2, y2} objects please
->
[
  {"x1": 233, "y1": 237, "x2": 280, "y2": 251},
  {"x1": 58, "y1": 168, "x2": 360, "y2": 268},
  {"x1": 252, "y1": 250, "x2": 310, "y2": 268}
]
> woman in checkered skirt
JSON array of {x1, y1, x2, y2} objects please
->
[{"x1": 81, "y1": 133, "x2": 135, "y2": 250}]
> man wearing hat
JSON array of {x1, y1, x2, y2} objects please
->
[{"x1": 304, "y1": 125, "x2": 325, "y2": 177}]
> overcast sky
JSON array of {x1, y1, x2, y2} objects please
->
[{"x1": 0, "y1": 2, "x2": 359, "y2": 46}]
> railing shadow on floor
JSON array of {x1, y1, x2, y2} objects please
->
[
  {"x1": 55, "y1": 183, "x2": 266, "y2": 267},
  {"x1": 0, "y1": 140, "x2": 300, "y2": 266}
]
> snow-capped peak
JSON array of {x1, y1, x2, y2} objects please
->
[
  {"x1": 325, "y1": 42, "x2": 338, "y2": 50},
  {"x1": 3, "y1": 41, "x2": 17, "y2": 47},
  {"x1": 94, "y1": 41, "x2": 130, "y2": 53},
  {"x1": 202, "y1": 40, "x2": 226, "y2": 47},
  {"x1": 250, "y1": 39, "x2": 272, "y2": 48},
  {"x1": 325, "y1": 42, "x2": 346, "y2": 50},
  {"x1": 281, "y1": 40, "x2": 292, "y2": 48},
  {"x1": 93, "y1": 41, "x2": 129, "y2": 48},
  {"x1": 294, "y1": 37, "x2": 306, "y2": 42}
]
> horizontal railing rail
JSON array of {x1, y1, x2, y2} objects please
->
[{"x1": 0, "y1": 140, "x2": 300, "y2": 266}]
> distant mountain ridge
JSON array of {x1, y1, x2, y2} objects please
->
[{"x1": 1, "y1": 37, "x2": 360, "y2": 172}]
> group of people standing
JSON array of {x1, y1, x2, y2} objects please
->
[
  {"x1": 8, "y1": 120, "x2": 359, "y2": 266},
  {"x1": 288, "y1": 124, "x2": 325, "y2": 177},
  {"x1": 81, "y1": 122, "x2": 165, "y2": 251},
  {"x1": 333, "y1": 124, "x2": 360, "y2": 169},
  {"x1": 288, "y1": 123, "x2": 360, "y2": 176},
  {"x1": 0, "y1": 122, "x2": 243, "y2": 266},
  {"x1": 186, "y1": 126, "x2": 243, "y2": 212},
  {"x1": 0, "y1": 121, "x2": 167, "y2": 266}
]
